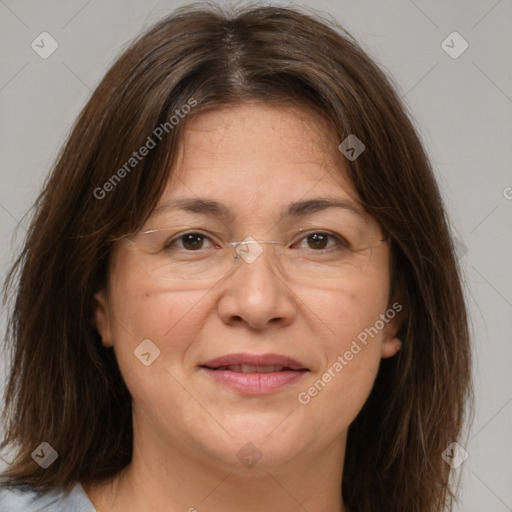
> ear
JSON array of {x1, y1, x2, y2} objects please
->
[
  {"x1": 381, "y1": 305, "x2": 403, "y2": 359},
  {"x1": 92, "y1": 289, "x2": 113, "y2": 347},
  {"x1": 381, "y1": 334, "x2": 402, "y2": 359}
]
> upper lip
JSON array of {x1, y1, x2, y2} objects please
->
[{"x1": 200, "y1": 353, "x2": 309, "y2": 371}]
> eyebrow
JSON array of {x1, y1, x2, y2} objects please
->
[{"x1": 152, "y1": 196, "x2": 365, "y2": 221}]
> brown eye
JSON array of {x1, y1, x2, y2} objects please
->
[
  {"x1": 181, "y1": 233, "x2": 206, "y2": 250},
  {"x1": 307, "y1": 233, "x2": 329, "y2": 250},
  {"x1": 165, "y1": 232, "x2": 215, "y2": 251},
  {"x1": 293, "y1": 231, "x2": 348, "y2": 251}
]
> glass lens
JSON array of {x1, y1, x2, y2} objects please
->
[
  {"x1": 129, "y1": 228, "x2": 233, "y2": 282},
  {"x1": 278, "y1": 240, "x2": 375, "y2": 280}
]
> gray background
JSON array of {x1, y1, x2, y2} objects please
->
[{"x1": 1, "y1": 0, "x2": 511, "y2": 509}]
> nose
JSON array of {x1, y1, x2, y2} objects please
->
[{"x1": 216, "y1": 240, "x2": 297, "y2": 330}]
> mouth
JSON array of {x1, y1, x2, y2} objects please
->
[
  {"x1": 203, "y1": 364, "x2": 302, "y2": 373},
  {"x1": 199, "y1": 353, "x2": 310, "y2": 395}
]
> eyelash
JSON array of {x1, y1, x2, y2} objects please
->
[{"x1": 165, "y1": 230, "x2": 350, "y2": 252}]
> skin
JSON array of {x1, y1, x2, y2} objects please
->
[{"x1": 86, "y1": 102, "x2": 402, "y2": 512}]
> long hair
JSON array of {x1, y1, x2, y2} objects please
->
[{"x1": 1, "y1": 3, "x2": 472, "y2": 511}]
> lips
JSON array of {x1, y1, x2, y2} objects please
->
[
  {"x1": 199, "y1": 353, "x2": 309, "y2": 395},
  {"x1": 213, "y1": 364, "x2": 289, "y2": 373},
  {"x1": 200, "y1": 353, "x2": 309, "y2": 372}
]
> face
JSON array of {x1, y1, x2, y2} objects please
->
[{"x1": 93, "y1": 102, "x2": 401, "y2": 471}]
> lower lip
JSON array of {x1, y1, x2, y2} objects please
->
[{"x1": 201, "y1": 368, "x2": 307, "y2": 394}]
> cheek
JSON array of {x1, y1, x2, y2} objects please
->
[
  {"x1": 106, "y1": 248, "x2": 210, "y2": 376},
  {"x1": 296, "y1": 328, "x2": 382, "y2": 438},
  {"x1": 106, "y1": 283, "x2": 209, "y2": 433},
  {"x1": 302, "y1": 266, "x2": 390, "y2": 345},
  {"x1": 294, "y1": 275, "x2": 389, "y2": 429},
  {"x1": 109, "y1": 284, "x2": 208, "y2": 365}
]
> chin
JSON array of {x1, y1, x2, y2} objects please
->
[{"x1": 199, "y1": 421, "x2": 308, "y2": 470}]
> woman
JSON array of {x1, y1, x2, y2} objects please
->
[{"x1": 0, "y1": 3, "x2": 472, "y2": 511}]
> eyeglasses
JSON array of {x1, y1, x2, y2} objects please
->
[{"x1": 120, "y1": 224, "x2": 389, "y2": 285}]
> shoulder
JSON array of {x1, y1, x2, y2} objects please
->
[{"x1": 0, "y1": 482, "x2": 96, "y2": 512}]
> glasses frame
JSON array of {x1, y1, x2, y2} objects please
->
[{"x1": 115, "y1": 228, "x2": 391, "y2": 284}]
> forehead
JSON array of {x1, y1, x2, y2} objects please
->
[
  {"x1": 158, "y1": 102, "x2": 362, "y2": 218},
  {"x1": 178, "y1": 101, "x2": 335, "y2": 159}
]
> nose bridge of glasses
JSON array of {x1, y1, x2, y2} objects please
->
[{"x1": 229, "y1": 238, "x2": 282, "y2": 265}]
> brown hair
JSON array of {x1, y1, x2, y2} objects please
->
[{"x1": 1, "y1": 3, "x2": 472, "y2": 511}]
